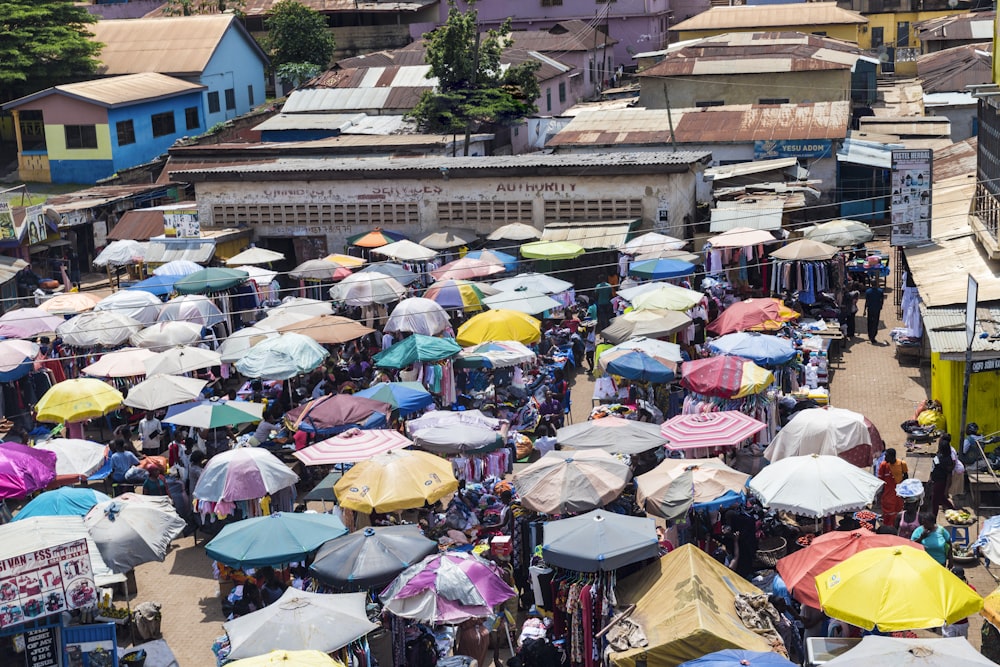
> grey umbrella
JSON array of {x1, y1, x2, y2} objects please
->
[
  {"x1": 542, "y1": 509, "x2": 659, "y2": 572},
  {"x1": 555, "y1": 417, "x2": 667, "y2": 454},
  {"x1": 309, "y1": 525, "x2": 438, "y2": 591},
  {"x1": 358, "y1": 262, "x2": 420, "y2": 286}
]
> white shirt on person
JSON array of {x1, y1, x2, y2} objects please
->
[{"x1": 138, "y1": 416, "x2": 162, "y2": 452}]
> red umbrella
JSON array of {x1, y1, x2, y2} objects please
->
[
  {"x1": 660, "y1": 411, "x2": 766, "y2": 451},
  {"x1": 682, "y1": 356, "x2": 752, "y2": 398},
  {"x1": 431, "y1": 258, "x2": 506, "y2": 282},
  {"x1": 776, "y1": 529, "x2": 923, "y2": 609},
  {"x1": 706, "y1": 298, "x2": 798, "y2": 335},
  {"x1": 285, "y1": 395, "x2": 392, "y2": 434}
]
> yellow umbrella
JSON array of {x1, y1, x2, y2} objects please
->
[
  {"x1": 35, "y1": 378, "x2": 124, "y2": 423},
  {"x1": 815, "y1": 546, "x2": 983, "y2": 631},
  {"x1": 323, "y1": 253, "x2": 365, "y2": 268},
  {"x1": 334, "y1": 449, "x2": 458, "y2": 513},
  {"x1": 983, "y1": 586, "x2": 1000, "y2": 626},
  {"x1": 227, "y1": 650, "x2": 346, "y2": 667},
  {"x1": 520, "y1": 240, "x2": 585, "y2": 260},
  {"x1": 456, "y1": 309, "x2": 541, "y2": 346}
]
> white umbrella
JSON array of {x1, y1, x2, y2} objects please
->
[
  {"x1": 93, "y1": 289, "x2": 162, "y2": 325},
  {"x1": 144, "y1": 345, "x2": 221, "y2": 376},
  {"x1": 153, "y1": 260, "x2": 202, "y2": 277},
  {"x1": 226, "y1": 247, "x2": 285, "y2": 266},
  {"x1": 764, "y1": 407, "x2": 872, "y2": 462},
  {"x1": 242, "y1": 265, "x2": 278, "y2": 287},
  {"x1": 224, "y1": 589, "x2": 377, "y2": 660},
  {"x1": 419, "y1": 228, "x2": 478, "y2": 249},
  {"x1": 483, "y1": 288, "x2": 560, "y2": 315},
  {"x1": 84, "y1": 494, "x2": 186, "y2": 573},
  {"x1": 57, "y1": 311, "x2": 143, "y2": 348},
  {"x1": 92, "y1": 240, "x2": 146, "y2": 268},
  {"x1": 257, "y1": 310, "x2": 314, "y2": 331},
  {"x1": 329, "y1": 272, "x2": 406, "y2": 306},
  {"x1": 123, "y1": 374, "x2": 208, "y2": 411},
  {"x1": 217, "y1": 325, "x2": 279, "y2": 363},
  {"x1": 130, "y1": 321, "x2": 203, "y2": 351},
  {"x1": 487, "y1": 223, "x2": 542, "y2": 241},
  {"x1": 385, "y1": 298, "x2": 450, "y2": 336},
  {"x1": 749, "y1": 454, "x2": 884, "y2": 518},
  {"x1": 493, "y1": 272, "x2": 572, "y2": 294},
  {"x1": 514, "y1": 450, "x2": 632, "y2": 515},
  {"x1": 268, "y1": 298, "x2": 334, "y2": 318},
  {"x1": 606, "y1": 336, "x2": 683, "y2": 362},
  {"x1": 82, "y1": 347, "x2": 160, "y2": 378},
  {"x1": 35, "y1": 438, "x2": 107, "y2": 478},
  {"x1": 372, "y1": 240, "x2": 438, "y2": 262},
  {"x1": 158, "y1": 294, "x2": 225, "y2": 328},
  {"x1": 289, "y1": 259, "x2": 350, "y2": 281},
  {"x1": 824, "y1": 636, "x2": 994, "y2": 667},
  {"x1": 620, "y1": 232, "x2": 686, "y2": 255}
]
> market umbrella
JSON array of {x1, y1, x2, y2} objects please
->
[
  {"x1": 803, "y1": 219, "x2": 875, "y2": 248},
  {"x1": 126, "y1": 274, "x2": 177, "y2": 297},
  {"x1": 372, "y1": 240, "x2": 437, "y2": 262},
  {"x1": 225, "y1": 247, "x2": 285, "y2": 266},
  {"x1": 217, "y1": 325, "x2": 280, "y2": 363},
  {"x1": 268, "y1": 297, "x2": 334, "y2": 318},
  {"x1": 514, "y1": 450, "x2": 631, "y2": 515},
  {"x1": 34, "y1": 438, "x2": 107, "y2": 480},
  {"x1": 769, "y1": 238, "x2": 839, "y2": 261},
  {"x1": 707, "y1": 332, "x2": 797, "y2": 366},
  {"x1": 487, "y1": 222, "x2": 542, "y2": 241},
  {"x1": 0, "y1": 308, "x2": 64, "y2": 338},
  {"x1": 431, "y1": 257, "x2": 506, "y2": 281},
  {"x1": 236, "y1": 333, "x2": 329, "y2": 379},
  {"x1": 130, "y1": 321, "x2": 204, "y2": 351},
  {"x1": 194, "y1": 447, "x2": 299, "y2": 503},
  {"x1": 493, "y1": 272, "x2": 572, "y2": 294},
  {"x1": 600, "y1": 349, "x2": 676, "y2": 383},
  {"x1": 465, "y1": 249, "x2": 516, "y2": 271},
  {"x1": 0, "y1": 339, "x2": 37, "y2": 382},
  {"x1": 815, "y1": 546, "x2": 983, "y2": 631},
  {"x1": 358, "y1": 263, "x2": 420, "y2": 287},
  {"x1": 555, "y1": 417, "x2": 667, "y2": 454},
  {"x1": 706, "y1": 227, "x2": 778, "y2": 248},
  {"x1": 636, "y1": 458, "x2": 749, "y2": 521},
  {"x1": 419, "y1": 227, "x2": 478, "y2": 249},
  {"x1": 520, "y1": 240, "x2": 585, "y2": 260},
  {"x1": 748, "y1": 454, "x2": 883, "y2": 518},
  {"x1": 542, "y1": 509, "x2": 659, "y2": 572},
  {"x1": 205, "y1": 512, "x2": 348, "y2": 568},
  {"x1": 483, "y1": 287, "x2": 560, "y2": 315},
  {"x1": 93, "y1": 289, "x2": 162, "y2": 325},
  {"x1": 456, "y1": 340, "x2": 536, "y2": 368},
  {"x1": 603, "y1": 337, "x2": 683, "y2": 363},
  {"x1": 424, "y1": 279, "x2": 495, "y2": 311},
  {"x1": 406, "y1": 410, "x2": 501, "y2": 454},
  {"x1": 242, "y1": 265, "x2": 278, "y2": 287},
  {"x1": 620, "y1": 232, "x2": 687, "y2": 256},
  {"x1": 227, "y1": 651, "x2": 345, "y2": 667},
  {"x1": 289, "y1": 259, "x2": 352, "y2": 282},
  {"x1": 705, "y1": 298, "x2": 799, "y2": 335},
  {"x1": 0, "y1": 442, "x2": 56, "y2": 499},
  {"x1": 324, "y1": 253, "x2": 366, "y2": 268},
  {"x1": 293, "y1": 429, "x2": 412, "y2": 466},
  {"x1": 373, "y1": 334, "x2": 461, "y2": 369},
  {"x1": 823, "y1": 636, "x2": 994, "y2": 667},
  {"x1": 257, "y1": 310, "x2": 314, "y2": 332},
  {"x1": 456, "y1": 309, "x2": 541, "y2": 346},
  {"x1": 38, "y1": 292, "x2": 101, "y2": 315},
  {"x1": 275, "y1": 315, "x2": 374, "y2": 345},
  {"x1": 92, "y1": 239, "x2": 146, "y2": 268},
  {"x1": 356, "y1": 382, "x2": 434, "y2": 414},
  {"x1": 601, "y1": 309, "x2": 692, "y2": 345},
  {"x1": 224, "y1": 589, "x2": 377, "y2": 661},
  {"x1": 660, "y1": 411, "x2": 767, "y2": 451},
  {"x1": 285, "y1": 395, "x2": 392, "y2": 435},
  {"x1": 57, "y1": 311, "x2": 143, "y2": 348},
  {"x1": 634, "y1": 248, "x2": 702, "y2": 264},
  {"x1": 123, "y1": 374, "x2": 207, "y2": 411},
  {"x1": 84, "y1": 494, "x2": 186, "y2": 572},
  {"x1": 174, "y1": 267, "x2": 248, "y2": 295},
  {"x1": 764, "y1": 407, "x2": 873, "y2": 465},
  {"x1": 143, "y1": 345, "x2": 221, "y2": 376},
  {"x1": 628, "y1": 258, "x2": 696, "y2": 280},
  {"x1": 35, "y1": 378, "x2": 123, "y2": 423},
  {"x1": 348, "y1": 228, "x2": 406, "y2": 248},
  {"x1": 679, "y1": 650, "x2": 795, "y2": 667},
  {"x1": 158, "y1": 294, "x2": 225, "y2": 328},
  {"x1": 385, "y1": 298, "x2": 450, "y2": 336},
  {"x1": 12, "y1": 487, "x2": 110, "y2": 521},
  {"x1": 680, "y1": 356, "x2": 774, "y2": 399},
  {"x1": 334, "y1": 449, "x2": 458, "y2": 513},
  {"x1": 310, "y1": 525, "x2": 438, "y2": 591},
  {"x1": 625, "y1": 283, "x2": 704, "y2": 311},
  {"x1": 777, "y1": 529, "x2": 924, "y2": 609},
  {"x1": 380, "y1": 551, "x2": 515, "y2": 623},
  {"x1": 153, "y1": 260, "x2": 202, "y2": 276},
  {"x1": 164, "y1": 399, "x2": 263, "y2": 429},
  {"x1": 329, "y1": 272, "x2": 406, "y2": 306}
]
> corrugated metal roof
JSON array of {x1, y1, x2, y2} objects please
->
[
  {"x1": 144, "y1": 238, "x2": 216, "y2": 264},
  {"x1": 4, "y1": 73, "x2": 203, "y2": 111},
  {"x1": 922, "y1": 304, "x2": 1000, "y2": 357},
  {"x1": 710, "y1": 201, "x2": 784, "y2": 231},
  {"x1": 924, "y1": 92, "x2": 978, "y2": 107},
  {"x1": 934, "y1": 137, "x2": 977, "y2": 181},
  {"x1": 917, "y1": 11, "x2": 995, "y2": 42},
  {"x1": 705, "y1": 157, "x2": 799, "y2": 181},
  {"x1": 107, "y1": 210, "x2": 164, "y2": 241},
  {"x1": 836, "y1": 136, "x2": 903, "y2": 168},
  {"x1": 917, "y1": 43, "x2": 992, "y2": 94},
  {"x1": 252, "y1": 113, "x2": 366, "y2": 133},
  {"x1": 143, "y1": 0, "x2": 433, "y2": 17},
  {"x1": 671, "y1": 2, "x2": 866, "y2": 31},
  {"x1": 283, "y1": 88, "x2": 396, "y2": 113},
  {"x1": 858, "y1": 116, "x2": 952, "y2": 138},
  {"x1": 509, "y1": 20, "x2": 618, "y2": 51},
  {"x1": 541, "y1": 220, "x2": 639, "y2": 249}
]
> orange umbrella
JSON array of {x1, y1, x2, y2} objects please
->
[
  {"x1": 348, "y1": 228, "x2": 406, "y2": 248},
  {"x1": 706, "y1": 298, "x2": 799, "y2": 335}
]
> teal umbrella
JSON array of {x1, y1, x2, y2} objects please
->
[
  {"x1": 173, "y1": 267, "x2": 249, "y2": 294},
  {"x1": 373, "y1": 334, "x2": 461, "y2": 369},
  {"x1": 235, "y1": 333, "x2": 329, "y2": 380},
  {"x1": 205, "y1": 512, "x2": 348, "y2": 568},
  {"x1": 356, "y1": 382, "x2": 434, "y2": 413}
]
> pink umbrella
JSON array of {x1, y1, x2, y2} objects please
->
[
  {"x1": 0, "y1": 308, "x2": 64, "y2": 338},
  {"x1": 431, "y1": 258, "x2": 506, "y2": 282},
  {"x1": 660, "y1": 411, "x2": 767, "y2": 451},
  {"x1": 0, "y1": 442, "x2": 57, "y2": 499},
  {"x1": 293, "y1": 429, "x2": 411, "y2": 466},
  {"x1": 193, "y1": 447, "x2": 299, "y2": 503}
]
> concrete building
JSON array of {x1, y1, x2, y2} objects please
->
[
  {"x1": 670, "y1": 3, "x2": 868, "y2": 47},
  {"x1": 917, "y1": 11, "x2": 995, "y2": 53}
]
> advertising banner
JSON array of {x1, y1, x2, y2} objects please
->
[
  {"x1": 890, "y1": 149, "x2": 932, "y2": 246},
  {"x1": 0, "y1": 540, "x2": 97, "y2": 629}
]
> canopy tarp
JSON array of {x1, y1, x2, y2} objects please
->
[{"x1": 610, "y1": 544, "x2": 773, "y2": 667}]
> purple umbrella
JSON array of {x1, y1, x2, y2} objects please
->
[
  {"x1": 193, "y1": 447, "x2": 299, "y2": 503},
  {"x1": 380, "y1": 551, "x2": 515, "y2": 624},
  {"x1": 0, "y1": 442, "x2": 57, "y2": 499}
]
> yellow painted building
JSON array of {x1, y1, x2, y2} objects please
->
[
  {"x1": 671, "y1": 3, "x2": 868, "y2": 46},
  {"x1": 930, "y1": 349, "x2": 1000, "y2": 445},
  {"x1": 863, "y1": 10, "x2": 969, "y2": 75}
]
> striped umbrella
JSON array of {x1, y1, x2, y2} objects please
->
[
  {"x1": 293, "y1": 429, "x2": 412, "y2": 466},
  {"x1": 660, "y1": 411, "x2": 767, "y2": 451},
  {"x1": 348, "y1": 228, "x2": 406, "y2": 248},
  {"x1": 424, "y1": 279, "x2": 495, "y2": 311}
]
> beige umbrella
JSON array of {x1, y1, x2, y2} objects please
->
[
  {"x1": 38, "y1": 292, "x2": 101, "y2": 315},
  {"x1": 634, "y1": 248, "x2": 702, "y2": 264},
  {"x1": 487, "y1": 222, "x2": 542, "y2": 241},
  {"x1": 268, "y1": 297, "x2": 334, "y2": 318},
  {"x1": 226, "y1": 247, "x2": 285, "y2": 266},
  {"x1": 601, "y1": 308, "x2": 692, "y2": 345},
  {"x1": 513, "y1": 450, "x2": 631, "y2": 515},
  {"x1": 620, "y1": 232, "x2": 686, "y2": 255},
  {"x1": 770, "y1": 238, "x2": 839, "y2": 261},
  {"x1": 371, "y1": 240, "x2": 438, "y2": 262},
  {"x1": 636, "y1": 458, "x2": 749, "y2": 520},
  {"x1": 419, "y1": 228, "x2": 478, "y2": 249},
  {"x1": 277, "y1": 315, "x2": 375, "y2": 345},
  {"x1": 143, "y1": 345, "x2": 221, "y2": 376},
  {"x1": 707, "y1": 226, "x2": 779, "y2": 248},
  {"x1": 217, "y1": 325, "x2": 279, "y2": 363}
]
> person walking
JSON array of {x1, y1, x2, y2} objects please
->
[
  {"x1": 930, "y1": 434, "x2": 956, "y2": 517},
  {"x1": 839, "y1": 283, "x2": 860, "y2": 339},
  {"x1": 863, "y1": 282, "x2": 884, "y2": 344},
  {"x1": 877, "y1": 448, "x2": 907, "y2": 527}
]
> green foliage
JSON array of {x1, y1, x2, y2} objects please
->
[
  {"x1": 161, "y1": 0, "x2": 246, "y2": 17},
  {"x1": 410, "y1": 1, "x2": 540, "y2": 136},
  {"x1": 275, "y1": 62, "x2": 321, "y2": 89},
  {"x1": 265, "y1": 0, "x2": 335, "y2": 70},
  {"x1": 0, "y1": 0, "x2": 101, "y2": 102}
]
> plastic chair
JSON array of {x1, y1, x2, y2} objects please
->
[{"x1": 949, "y1": 525, "x2": 971, "y2": 548}]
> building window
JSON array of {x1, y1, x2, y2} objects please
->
[
  {"x1": 18, "y1": 110, "x2": 46, "y2": 151},
  {"x1": 896, "y1": 21, "x2": 910, "y2": 47},
  {"x1": 225, "y1": 88, "x2": 236, "y2": 111},
  {"x1": 151, "y1": 111, "x2": 176, "y2": 138},
  {"x1": 546, "y1": 88, "x2": 551, "y2": 112},
  {"x1": 64, "y1": 125, "x2": 97, "y2": 150},
  {"x1": 871, "y1": 26, "x2": 884, "y2": 49},
  {"x1": 558, "y1": 82, "x2": 566, "y2": 104},
  {"x1": 115, "y1": 120, "x2": 136, "y2": 146},
  {"x1": 184, "y1": 107, "x2": 199, "y2": 131},
  {"x1": 758, "y1": 98, "x2": 789, "y2": 105},
  {"x1": 541, "y1": 0, "x2": 562, "y2": 5},
  {"x1": 695, "y1": 100, "x2": 725, "y2": 108},
  {"x1": 248, "y1": 85, "x2": 254, "y2": 106},
  {"x1": 208, "y1": 91, "x2": 221, "y2": 114}
]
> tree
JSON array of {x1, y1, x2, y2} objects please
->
[
  {"x1": 0, "y1": 0, "x2": 101, "y2": 102},
  {"x1": 161, "y1": 0, "x2": 245, "y2": 16},
  {"x1": 275, "y1": 62, "x2": 321, "y2": 89},
  {"x1": 265, "y1": 0, "x2": 335, "y2": 70},
  {"x1": 410, "y1": 1, "x2": 540, "y2": 154}
]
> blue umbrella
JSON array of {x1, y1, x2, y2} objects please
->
[
  {"x1": 205, "y1": 511, "x2": 348, "y2": 568},
  {"x1": 628, "y1": 258, "x2": 696, "y2": 280},
  {"x1": 604, "y1": 350, "x2": 676, "y2": 383},
  {"x1": 680, "y1": 649, "x2": 795, "y2": 667},
  {"x1": 359, "y1": 262, "x2": 420, "y2": 286},
  {"x1": 356, "y1": 382, "x2": 434, "y2": 414},
  {"x1": 127, "y1": 274, "x2": 177, "y2": 297},
  {"x1": 12, "y1": 487, "x2": 111, "y2": 521},
  {"x1": 466, "y1": 249, "x2": 517, "y2": 271},
  {"x1": 707, "y1": 332, "x2": 796, "y2": 366}
]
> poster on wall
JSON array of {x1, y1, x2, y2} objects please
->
[
  {"x1": 890, "y1": 149, "x2": 932, "y2": 246},
  {"x1": 23, "y1": 626, "x2": 60, "y2": 667},
  {"x1": 0, "y1": 539, "x2": 97, "y2": 630},
  {"x1": 163, "y1": 209, "x2": 200, "y2": 238},
  {"x1": 0, "y1": 198, "x2": 16, "y2": 242},
  {"x1": 25, "y1": 205, "x2": 46, "y2": 246}
]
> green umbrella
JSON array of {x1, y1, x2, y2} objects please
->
[
  {"x1": 174, "y1": 267, "x2": 249, "y2": 294},
  {"x1": 374, "y1": 335, "x2": 461, "y2": 369},
  {"x1": 520, "y1": 240, "x2": 585, "y2": 260}
]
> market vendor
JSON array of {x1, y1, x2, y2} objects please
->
[{"x1": 537, "y1": 391, "x2": 563, "y2": 437}]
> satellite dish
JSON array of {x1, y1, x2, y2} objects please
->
[
  {"x1": 948, "y1": 0, "x2": 959, "y2": 7},
  {"x1": 878, "y1": 52, "x2": 890, "y2": 62}
]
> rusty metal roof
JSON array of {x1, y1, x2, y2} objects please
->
[
  {"x1": 917, "y1": 43, "x2": 992, "y2": 93},
  {"x1": 3, "y1": 73, "x2": 203, "y2": 111},
  {"x1": 547, "y1": 102, "x2": 850, "y2": 148},
  {"x1": 916, "y1": 11, "x2": 995, "y2": 42},
  {"x1": 858, "y1": 115, "x2": 951, "y2": 138},
  {"x1": 143, "y1": 0, "x2": 434, "y2": 17},
  {"x1": 46, "y1": 184, "x2": 179, "y2": 211},
  {"x1": 671, "y1": 2, "x2": 866, "y2": 32},
  {"x1": 934, "y1": 137, "x2": 978, "y2": 181},
  {"x1": 107, "y1": 210, "x2": 165, "y2": 241}
]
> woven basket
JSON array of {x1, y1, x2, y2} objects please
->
[{"x1": 755, "y1": 536, "x2": 787, "y2": 568}]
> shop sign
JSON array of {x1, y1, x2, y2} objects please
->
[
  {"x1": 163, "y1": 209, "x2": 200, "y2": 238},
  {"x1": 23, "y1": 626, "x2": 59, "y2": 667},
  {"x1": 970, "y1": 358, "x2": 1000, "y2": 374},
  {"x1": 0, "y1": 198, "x2": 16, "y2": 242},
  {"x1": 890, "y1": 149, "x2": 932, "y2": 246},
  {"x1": 754, "y1": 140, "x2": 832, "y2": 159},
  {"x1": 0, "y1": 539, "x2": 97, "y2": 629},
  {"x1": 25, "y1": 206, "x2": 46, "y2": 246}
]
